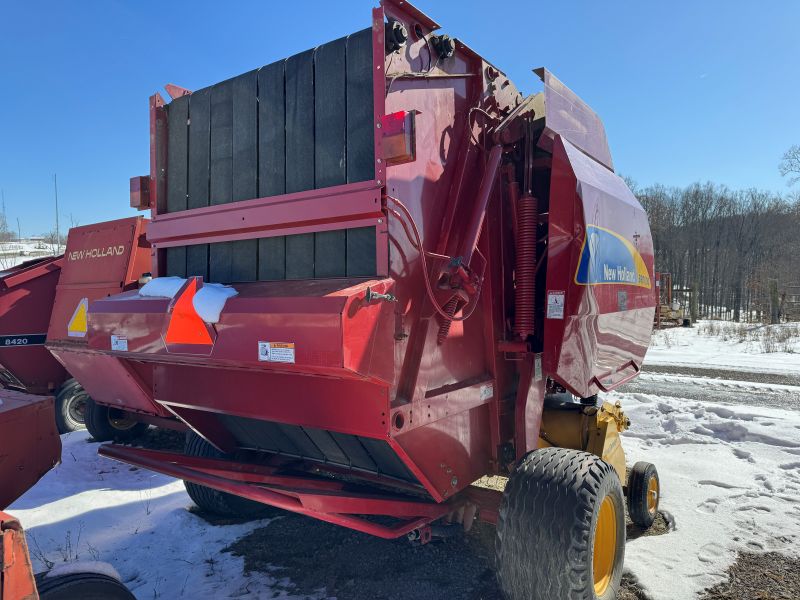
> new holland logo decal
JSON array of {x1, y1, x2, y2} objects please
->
[{"x1": 575, "y1": 225, "x2": 651, "y2": 289}]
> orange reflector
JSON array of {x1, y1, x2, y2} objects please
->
[
  {"x1": 165, "y1": 279, "x2": 213, "y2": 345},
  {"x1": 381, "y1": 110, "x2": 416, "y2": 165}
]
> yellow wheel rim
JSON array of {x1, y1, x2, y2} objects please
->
[
  {"x1": 647, "y1": 476, "x2": 659, "y2": 515},
  {"x1": 593, "y1": 496, "x2": 618, "y2": 596}
]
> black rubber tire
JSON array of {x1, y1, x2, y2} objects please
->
[
  {"x1": 682, "y1": 318, "x2": 692, "y2": 327},
  {"x1": 35, "y1": 571, "x2": 135, "y2": 599},
  {"x1": 84, "y1": 398, "x2": 149, "y2": 442},
  {"x1": 627, "y1": 461, "x2": 660, "y2": 529},
  {"x1": 496, "y1": 447, "x2": 626, "y2": 600},
  {"x1": 54, "y1": 379, "x2": 88, "y2": 433},
  {"x1": 183, "y1": 431, "x2": 271, "y2": 519}
]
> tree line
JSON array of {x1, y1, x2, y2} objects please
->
[{"x1": 630, "y1": 180, "x2": 800, "y2": 322}]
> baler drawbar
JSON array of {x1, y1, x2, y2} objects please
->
[{"x1": 66, "y1": 2, "x2": 661, "y2": 598}]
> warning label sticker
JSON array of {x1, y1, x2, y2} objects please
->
[
  {"x1": 258, "y1": 341, "x2": 296, "y2": 364},
  {"x1": 67, "y1": 298, "x2": 89, "y2": 338},
  {"x1": 111, "y1": 334, "x2": 128, "y2": 352},
  {"x1": 546, "y1": 290, "x2": 565, "y2": 320}
]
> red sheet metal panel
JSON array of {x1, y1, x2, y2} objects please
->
[
  {"x1": 535, "y1": 67, "x2": 614, "y2": 172},
  {"x1": 86, "y1": 278, "x2": 394, "y2": 381},
  {"x1": 0, "y1": 512, "x2": 38, "y2": 600},
  {"x1": 0, "y1": 257, "x2": 67, "y2": 394},
  {"x1": 46, "y1": 216, "x2": 168, "y2": 417},
  {"x1": 0, "y1": 389, "x2": 61, "y2": 510},
  {"x1": 543, "y1": 136, "x2": 655, "y2": 398},
  {"x1": 47, "y1": 216, "x2": 150, "y2": 345}
]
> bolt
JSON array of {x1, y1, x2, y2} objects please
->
[{"x1": 451, "y1": 476, "x2": 458, "y2": 487}]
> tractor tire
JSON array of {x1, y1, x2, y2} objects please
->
[
  {"x1": 54, "y1": 379, "x2": 88, "y2": 433},
  {"x1": 183, "y1": 431, "x2": 270, "y2": 519},
  {"x1": 627, "y1": 461, "x2": 660, "y2": 529},
  {"x1": 35, "y1": 571, "x2": 135, "y2": 600},
  {"x1": 496, "y1": 447, "x2": 626, "y2": 600},
  {"x1": 84, "y1": 398, "x2": 149, "y2": 442}
]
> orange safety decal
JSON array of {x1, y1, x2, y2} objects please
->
[
  {"x1": 67, "y1": 297, "x2": 89, "y2": 337},
  {"x1": 164, "y1": 279, "x2": 213, "y2": 346}
]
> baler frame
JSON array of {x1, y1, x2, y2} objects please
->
[{"x1": 100, "y1": 444, "x2": 487, "y2": 539}]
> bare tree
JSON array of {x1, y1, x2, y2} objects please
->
[
  {"x1": 637, "y1": 182, "x2": 799, "y2": 322},
  {"x1": 779, "y1": 145, "x2": 800, "y2": 186},
  {"x1": 41, "y1": 229, "x2": 67, "y2": 254}
]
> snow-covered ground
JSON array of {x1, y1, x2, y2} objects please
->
[
  {"x1": 0, "y1": 240, "x2": 64, "y2": 270},
  {"x1": 647, "y1": 320, "x2": 800, "y2": 376},
  {"x1": 616, "y1": 389, "x2": 800, "y2": 599},
  {"x1": 9, "y1": 431, "x2": 287, "y2": 599}
]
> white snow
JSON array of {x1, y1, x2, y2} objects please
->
[
  {"x1": 614, "y1": 388, "x2": 800, "y2": 599},
  {"x1": 45, "y1": 560, "x2": 121, "y2": 581},
  {"x1": 138, "y1": 277, "x2": 237, "y2": 324},
  {"x1": 193, "y1": 283, "x2": 238, "y2": 324},
  {"x1": 8, "y1": 431, "x2": 296, "y2": 599},
  {"x1": 647, "y1": 320, "x2": 800, "y2": 376},
  {"x1": 138, "y1": 276, "x2": 186, "y2": 299},
  {"x1": 0, "y1": 240, "x2": 64, "y2": 271}
]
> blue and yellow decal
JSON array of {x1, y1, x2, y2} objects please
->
[{"x1": 575, "y1": 225, "x2": 651, "y2": 288}]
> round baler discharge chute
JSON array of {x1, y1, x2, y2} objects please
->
[{"x1": 77, "y1": 1, "x2": 658, "y2": 598}]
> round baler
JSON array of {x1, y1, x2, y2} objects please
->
[{"x1": 78, "y1": 2, "x2": 660, "y2": 598}]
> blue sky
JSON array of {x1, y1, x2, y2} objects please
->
[{"x1": 1, "y1": 0, "x2": 798, "y2": 235}]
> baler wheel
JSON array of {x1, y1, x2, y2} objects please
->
[
  {"x1": 35, "y1": 571, "x2": 135, "y2": 599},
  {"x1": 627, "y1": 461, "x2": 660, "y2": 529},
  {"x1": 54, "y1": 378, "x2": 88, "y2": 433},
  {"x1": 84, "y1": 398, "x2": 149, "y2": 442},
  {"x1": 183, "y1": 432, "x2": 272, "y2": 519},
  {"x1": 496, "y1": 447, "x2": 625, "y2": 600}
]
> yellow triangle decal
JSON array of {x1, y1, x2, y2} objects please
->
[{"x1": 68, "y1": 298, "x2": 89, "y2": 338}]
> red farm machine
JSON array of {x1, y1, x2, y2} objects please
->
[
  {"x1": 0, "y1": 257, "x2": 77, "y2": 432},
  {"x1": 0, "y1": 217, "x2": 168, "y2": 442},
  {"x1": 45, "y1": 216, "x2": 184, "y2": 442},
  {"x1": 52, "y1": 1, "x2": 660, "y2": 598}
]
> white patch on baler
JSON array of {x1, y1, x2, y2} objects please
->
[
  {"x1": 137, "y1": 276, "x2": 238, "y2": 324},
  {"x1": 192, "y1": 284, "x2": 237, "y2": 324},
  {"x1": 138, "y1": 276, "x2": 186, "y2": 299},
  {"x1": 546, "y1": 290, "x2": 565, "y2": 319}
]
